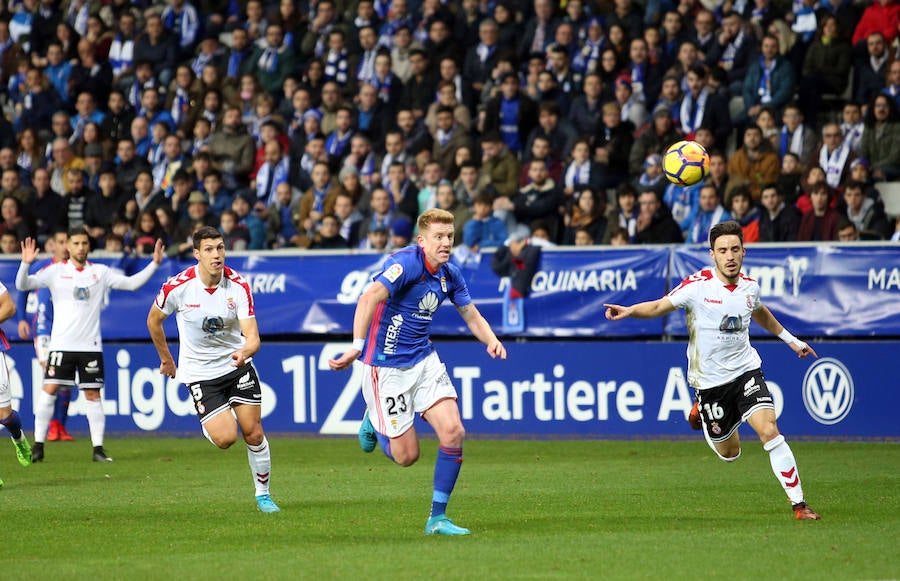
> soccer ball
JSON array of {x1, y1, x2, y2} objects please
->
[{"x1": 663, "y1": 140, "x2": 710, "y2": 186}]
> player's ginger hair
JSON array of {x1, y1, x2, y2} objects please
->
[{"x1": 418, "y1": 208, "x2": 454, "y2": 232}]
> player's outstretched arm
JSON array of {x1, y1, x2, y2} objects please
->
[
  {"x1": 604, "y1": 297, "x2": 676, "y2": 320},
  {"x1": 147, "y1": 306, "x2": 177, "y2": 378},
  {"x1": 751, "y1": 304, "x2": 818, "y2": 359},
  {"x1": 329, "y1": 281, "x2": 391, "y2": 371},
  {"x1": 456, "y1": 303, "x2": 507, "y2": 360},
  {"x1": 112, "y1": 243, "x2": 165, "y2": 290}
]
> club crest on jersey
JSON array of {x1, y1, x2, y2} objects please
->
[
  {"x1": 384, "y1": 263, "x2": 403, "y2": 283},
  {"x1": 202, "y1": 316, "x2": 225, "y2": 334},
  {"x1": 440, "y1": 276, "x2": 447, "y2": 293},
  {"x1": 74, "y1": 286, "x2": 90, "y2": 300},
  {"x1": 710, "y1": 422, "x2": 721, "y2": 435},
  {"x1": 746, "y1": 294, "x2": 753, "y2": 310},
  {"x1": 226, "y1": 297, "x2": 236, "y2": 311}
]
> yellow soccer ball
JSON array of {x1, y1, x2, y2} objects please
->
[{"x1": 663, "y1": 140, "x2": 710, "y2": 186}]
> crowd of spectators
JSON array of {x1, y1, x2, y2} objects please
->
[{"x1": 0, "y1": 0, "x2": 899, "y2": 257}]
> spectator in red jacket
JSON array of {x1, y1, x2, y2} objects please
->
[{"x1": 798, "y1": 183, "x2": 841, "y2": 241}]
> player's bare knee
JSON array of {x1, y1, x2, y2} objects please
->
[
  {"x1": 441, "y1": 423, "x2": 465, "y2": 447},
  {"x1": 720, "y1": 446, "x2": 741, "y2": 461},
  {"x1": 393, "y1": 449, "x2": 419, "y2": 467},
  {"x1": 210, "y1": 432, "x2": 237, "y2": 449},
  {"x1": 242, "y1": 428, "x2": 264, "y2": 447},
  {"x1": 759, "y1": 426, "x2": 781, "y2": 444}
]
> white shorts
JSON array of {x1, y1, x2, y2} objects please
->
[
  {"x1": 0, "y1": 353, "x2": 12, "y2": 408},
  {"x1": 361, "y1": 351, "x2": 457, "y2": 438}
]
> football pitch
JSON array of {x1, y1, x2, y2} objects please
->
[{"x1": 2, "y1": 437, "x2": 897, "y2": 579}]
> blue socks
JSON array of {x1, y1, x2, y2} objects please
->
[
  {"x1": 431, "y1": 446, "x2": 463, "y2": 517},
  {"x1": 53, "y1": 388, "x2": 72, "y2": 425},
  {"x1": 0, "y1": 410, "x2": 23, "y2": 440},
  {"x1": 376, "y1": 432, "x2": 395, "y2": 461}
]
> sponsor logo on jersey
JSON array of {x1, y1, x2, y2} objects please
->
[
  {"x1": 384, "y1": 263, "x2": 403, "y2": 283},
  {"x1": 414, "y1": 292, "x2": 440, "y2": 320},
  {"x1": 703, "y1": 297, "x2": 722, "y2": 304},
  {"x1": 383, "y1": 314, "x2": 404, "y2": 355},
  {"x1": 802, "y1": 357, "x2": 854, "y2": 425},
  {"x1": 202, "y1": 316, "x2": 225, "y2": 334},
  {"x1": 718, "y1": 314, "x2": 743, "y2": 333}
]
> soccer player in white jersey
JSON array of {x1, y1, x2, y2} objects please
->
[
  {"x1": 329, "y1": 208, "x2": 507, "y2": 535},
  {"x1": 604, "y1": 220, "x2": 822, "y2": 521},
  {"x1": 16, "y1": 230, "x2": 164, "y2": 463},
  {"x1": 0, "y1": 278, "x2": 34, "y2": 486},
  {"x1": 146, "y1": 226, "x2": 280, "y2": 513}
]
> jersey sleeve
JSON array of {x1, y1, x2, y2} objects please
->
[
  {"x1": 0, "y1": 280, "x2": 7, "y2": 296},
  {"x1": 667, "y1": 272, "x2": 704, "y2": 310},
  {"x1": 236, "y1": 280, "x2": 255, "y2": 319},
  {"x1": 154, "y1": 281, "x2": 179, "y2": 316},
  {"x1": 373, "y1": 253, "x2": 413, "y2": 296},
  {"x1": 446, "y1": 263, "x2": 472, "y2": 307}
]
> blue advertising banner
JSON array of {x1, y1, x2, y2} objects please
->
[
  {"x1": 667, "y1": 245, "x2": 900, "y2": 337},
  {"x1": 0, "y1": 247, "x2": 671, "y2": 340},
  {"x1": 0, "y1": 243, "x2": 896, "y2": 340},
  {"x1": 5, "y1": 340, "x2": 892, "y2": 439}
]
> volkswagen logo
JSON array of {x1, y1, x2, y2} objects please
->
[{"x1": 802, "y1": 357, "x2": 854, "y2": 425}]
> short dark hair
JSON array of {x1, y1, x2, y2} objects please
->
[
  {"x1": 843, "y1": 179, "x2": 864, "y2": 193},
  {"x1": 708, "y1": 220, "x2": 743, "y2": 248},
  {"x1": 68, "y1": 227, "x2": 89, "y2": 239},
  {"x1": 192, "y1": 225, "x2": 223, "y2": 249},
  {"x1": 837, "y1": 216, "x2": 856, "y2": 232}
]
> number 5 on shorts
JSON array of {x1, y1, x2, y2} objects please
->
[{"x1": 189, "y1": 384, "x2": 203, "y2": 401}]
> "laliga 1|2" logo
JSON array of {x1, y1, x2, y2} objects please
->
[{"x1": 802, "y1": 357, "x2": 854, "y2": 425}]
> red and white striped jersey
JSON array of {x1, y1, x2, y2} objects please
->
[
  {"x1": 154, "y1": 265, "x2": 255, "y2": 383},
  {"x1": 667, "y1": 268, "x2": 763, "y2": 389}
]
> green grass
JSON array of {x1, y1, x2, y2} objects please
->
[{"x1": 1, "y1": 437, "x2": 897, "y2": 580}]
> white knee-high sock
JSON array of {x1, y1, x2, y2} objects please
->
[
  {"x1": 764, "y1": 435, "x2": 804, "y2": 504},
  {"x1": 34, "y1": 391, "x2": 56, "y2": 443},
  {"x1": 84, "y1": 399, "x2": 106, "y2": 447},
  {"x1": 247, "y1": 436, "x2": 271, "y2": 496}
]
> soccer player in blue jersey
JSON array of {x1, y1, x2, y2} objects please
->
[
  {"x1": 329, "y1": 208, "x2": 507, "y2": 535},
  {"x1": 16, "y1": 231, "x2": 74, "y2": 442}
]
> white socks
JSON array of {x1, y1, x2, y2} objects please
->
[
  {"x1": 84, "y1": 399, "x2": 106, "y2": 447},
  {"x1": 34, "y1": 390, "x2": 56, "y2": 443},
  {"x1": 247, "y1": 436, "x2": 271, "y2": 496},
  {"x1": 764, "y1": 435, "x2": 804, "y2": 504}
]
